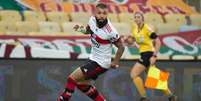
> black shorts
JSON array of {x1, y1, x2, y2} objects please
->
[
  {"x1": 138, "y1": 51, "x2": 154, "y2": 68},
  {"x1": 80, "y1": 60, "x2": 108, "y2": 80}
]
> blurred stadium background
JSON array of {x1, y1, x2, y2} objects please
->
[{"x1": 0, "y1": 0, "x2": 201, "y2": 101}]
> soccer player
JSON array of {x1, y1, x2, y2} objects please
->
[
  {"x1": 124, "y1": 12, "x2": 177, "y2": 101},
  {"x1": 58, "y1": 3, "x2": 125, "y2": 101}
]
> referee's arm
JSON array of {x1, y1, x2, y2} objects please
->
[{"x1": 150, "y1": 32, "x2": 161, "y2": 55}]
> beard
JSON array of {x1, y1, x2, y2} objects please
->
[{"x1": 95, "y1": 17, "x2": 108, "y2": 28}]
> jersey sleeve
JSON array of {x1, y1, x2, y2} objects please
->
[
  {"x1": 88, "y1": 16, "x2": 98, "y2": 34},
  {"x1": 146, "y1": 24, "x2": 158, "y2": 39},
  {"x1": 146, "y1": 24, "x2": 155, "y2": 36}
]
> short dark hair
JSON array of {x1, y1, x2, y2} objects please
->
[{"x1": 96, "y1": 3, "x2": 108, "y2": 9}]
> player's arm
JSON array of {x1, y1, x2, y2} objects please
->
[
  {"x1": 73, "y1": 25, "x2": 93, "y2": 34},
  {"x1": 111, "y1": 38, "x2": 125, "y2": 68}
]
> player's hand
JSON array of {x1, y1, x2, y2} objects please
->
[
  {"x1": 73, "y1": 25, "x2": 79, "y2": 31},
  {"x1": 110, "y1": 61, "x2": 119, "y2": 69},
  {"x1": 123, "y1": 35, "x2": 134, "y2": 45},
  {"x1": 150, "y1": 56, "x2": 157, "y2": 66},
  {"x1": 73, "y1": 25, "x2": 85, "y2": 32}
]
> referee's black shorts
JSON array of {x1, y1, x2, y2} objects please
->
[
  {"x1": 80, "y1": 60, "x2": 108, "y2": 80},
  {"x1": 137, "y1": 51, "x2": 154, "y2": 68}
]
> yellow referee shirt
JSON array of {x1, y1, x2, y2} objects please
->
[{"x1": 131, "y1": 24, "x2": 155, "y2": 53}]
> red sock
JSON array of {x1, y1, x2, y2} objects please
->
[
  {"x1": 58, "y1": 77, "x2": 77, "y2": 101},
  {"x1": 77, "y1": 84, "x2": 106, "y2": 101}
]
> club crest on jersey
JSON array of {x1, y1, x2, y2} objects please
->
[{"x1": 91, "y1": 35, "x2": 100, "y2": 48}]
